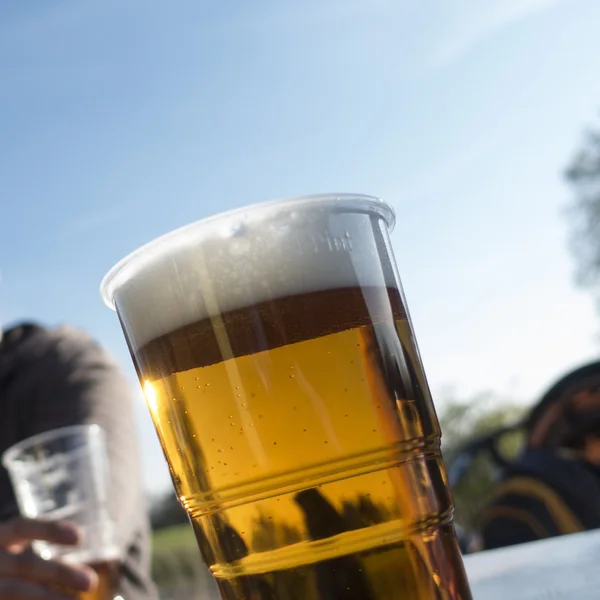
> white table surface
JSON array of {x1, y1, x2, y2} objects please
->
[{"x1": 463, "y1": 529, "x2": 600, "y2": 599}]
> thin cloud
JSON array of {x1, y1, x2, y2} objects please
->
[{"x1": 432, "y1": 0, "x2": 559, "y2": 67}]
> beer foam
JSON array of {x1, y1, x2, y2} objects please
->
[{"x1": 102, "y1": 195, "x2": 395, "y2": 346}]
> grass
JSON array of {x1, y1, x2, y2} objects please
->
[
  {"x1": 152, "y1": 523, "x2": 196, "y2": 551},
  {"x1": 151, "y1": 525, "x2": 206, "y2": 588}
]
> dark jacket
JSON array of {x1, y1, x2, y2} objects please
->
[
  {"x1": 0, "y1": 322, "x2": 157, "y2": 599},
  {"x1": 480, "y1": 448, "x2": 600, "y2": 550}
]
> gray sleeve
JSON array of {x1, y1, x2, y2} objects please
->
[{"x1": 24, "y1": 326, "x2": 157, "y2": 599}]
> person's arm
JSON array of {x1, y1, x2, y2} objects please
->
[{"x1": 23, "y1": 326, "x2": 156, "y2": 599}]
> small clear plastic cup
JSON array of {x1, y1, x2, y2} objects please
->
[{"x1": 2, "y1": 424, "x2": 119, "y2": 564}]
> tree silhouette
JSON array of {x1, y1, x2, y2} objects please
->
[
  {"x1": 250, "y1": 511, "x2": 301, "y2": 553},
  {"x1": 150, "y1": 490, "x2": 188, "y2": 530},
  {"x1": 340, "y1": 494, "x2": 390, "y2": 531},
  {"x1": 439, "y1": 391, "x2": 526, "y2": 530},
  {"x1": 565, "y1": 123, "x2": 600, "y2": 301}
]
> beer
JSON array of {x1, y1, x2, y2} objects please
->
[
  {"x1": 103, "y1": 194, "x2": 472, "y2": 599},
  {"x1": 55, "y1": 560, "x2": 120, "y2": 600},
  {"x1": 79, "y1": 560, "x2": 120, "y2": 600}
]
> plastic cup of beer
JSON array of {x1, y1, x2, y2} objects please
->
[
  {"x1": 101, "y1": 194, "x2": 472, "y2": 599},
  {"x1": 2, "y1": 424, "x2": 122, "y2": 600}
]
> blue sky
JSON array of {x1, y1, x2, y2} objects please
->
[{"x1": 2, "y1": 0, "x2": 600, "y2": 494}]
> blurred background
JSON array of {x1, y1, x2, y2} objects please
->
[{"x1": 2, "y1": 0, "x2": 600, "y2": 595}]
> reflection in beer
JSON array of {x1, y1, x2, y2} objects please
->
[{"x1": 296, "y1": 488, "x2": 375, "y2": 599}]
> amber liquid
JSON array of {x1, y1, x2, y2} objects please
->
[
  {"x1": 55, "y1": 560, "x2": 120, "y2": 600},
  {"x1": 80, "y1": 561, "x2": 120, "y2": 600},
  {"x1": 133, "y1": 287, "x2": 471, "y2": 599}
]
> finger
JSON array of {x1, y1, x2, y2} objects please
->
[
  {"x1": 0, "y1": 578, "x2": 75, "y2": 600},
  {"x1": 0, "y1": 552, "x2": 97, "y2": 592},
  {"x1": 0, "y1": 519, "x2": 80, "y2": 548}
]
